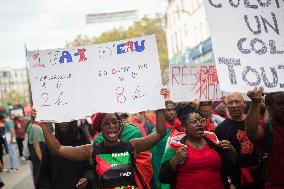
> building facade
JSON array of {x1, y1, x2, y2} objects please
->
[
  {"x1": 166, "y1": 0, "x2": 213, "y2": 64},
  {"x1": 0, "y1": 67, "x2": 30, "y2": 105}
]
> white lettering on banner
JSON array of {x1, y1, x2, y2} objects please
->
[
  {"x1": 204, "y1": 0, "x2": 284, "y2": 92},
  {"x1": 169, "y1": 63, "x2": 224, "y2": 102},
  {"x1": 28, "y1": 35, "x2": 165, "y2": 122},
  {"x1": 111, "y1": 164, "x2": 118, "y2": 167},
  {"x1": 119, "y1": 172, "x2": 132, "y2": 177},
  {"x1": 112, "y1": 152, "x2": 129, "y2": 158}
]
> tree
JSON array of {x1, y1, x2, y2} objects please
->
[
  {"x1": 67, "y1": 16, "x2": 169, "y2": 81},
  {"x1": 2, "y1": 89, "x2": 28, "y2": 106}
]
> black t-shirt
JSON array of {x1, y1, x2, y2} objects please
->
[
  {"x1": 92, "y1": 141, "x2": 136, "y2": 188},
  {"x1": 215, "y1": 118, "x2": 262, "y2": 185}
]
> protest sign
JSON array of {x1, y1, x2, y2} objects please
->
[
  {"x1": 27, "y1": 35, "x2": 165, "y2": 122},
  {"x1": 204, "y1": 0, "x2": 284, "y2": 92},
  {"x1": 10, "y1": 108, "x2": 24, "y2": 117},
  {"x1": 169, "y1": 63, "x2": 224, "y2": 102}
]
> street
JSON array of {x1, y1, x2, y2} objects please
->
[{"x1": 1, "y1": 154, "x2": 33, "y2": 189}]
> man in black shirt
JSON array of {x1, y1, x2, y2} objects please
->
[{"x1": 215, "y1": 93, "x2": 264, "y2": 189}]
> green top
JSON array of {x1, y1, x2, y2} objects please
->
[
  {"x1": 28, "y1": 123, "x2": 45, "y2": 144},
  {"x1": 94, "y1": 123, "x2": 144, "y2": 144},
  {"x1": 4, "y1": 120, "x2": 14, "y2": 133},
  {"x1": 151, "y1": 128, "x2": 172, "y2": 189}
]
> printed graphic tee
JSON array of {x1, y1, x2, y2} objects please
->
[
  {"x1": 93, "y1": 141, "x2": 136, "y2": 188},
  {"x1": 215, "y1": 119, "x2": 262, "y2": 185}
]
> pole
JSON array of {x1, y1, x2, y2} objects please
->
[{"x1": 24, "y1": 43, "x2": 33, "y2": 105}]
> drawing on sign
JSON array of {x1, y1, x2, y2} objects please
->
[
  {"x1": 41, "y1": 93, "x2": 50, "y2": 108},
  {"x1": 32, "y1": 52, "x2": 45, "y2": 68},
  {"x1": 34, "y1": 72, "x2": 72, "y2": 109},
  {"x1": 132, "y1": 85, "x2": 147, "y2": 100},
  {"x1": 99, "y1": 44, "x2": 115, "y2": 59},
  {"x1": 170, "y1": 64, "x2": 224, "y2": 101},
  {"x1": 54, "y1": 92, "x2": 68, "y2": 106},
  {"x1": 192, "y1": 66, "x2": 219, "y2": 98}
]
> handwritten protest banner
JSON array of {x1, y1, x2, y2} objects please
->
[
  {"x1": 27, "y1": 35, "x2": 165, "y2": 122},
  {"x1": 169, "y1": 63, "x2": 224, "y2": 102},
  {"x1": 204, "y1": 1, "x2": 284, "y2": 92}
]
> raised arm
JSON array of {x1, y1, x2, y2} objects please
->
[
  {"x1": 31, "y1": 109, "x2": 92, "y2": 162},
  {"x1": 41, "y1": 123, "x2": 92, "y2": 161},
  {"x1": 130, "y1": 109, "x2": 166, "y2": 153},
  {"x1": 244, "y1": 86, "x2": 265, "y2": 141}
]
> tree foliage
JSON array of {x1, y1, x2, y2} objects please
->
[
  {"x1": 67, "y1": 16, "x2": 169, "y2": 76},
  {"x1": 1, "y1": 89, "x2": 28, "y2": 106}
]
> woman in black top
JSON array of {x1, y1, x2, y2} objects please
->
[{"x1": 32, "y1": 109, "x2": 166, "y2": 189}]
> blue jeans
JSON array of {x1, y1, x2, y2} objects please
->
[{"x1": 7, "y1": 142, "x2": 18, "y2": 169}]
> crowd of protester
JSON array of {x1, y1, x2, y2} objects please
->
[{"x1": 0, "y1": 87, "x2": 283, "y2": 189}]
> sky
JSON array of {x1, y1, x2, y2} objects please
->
[{"x1": 0, "y1": 0, "x2": 168, "y2": 68}]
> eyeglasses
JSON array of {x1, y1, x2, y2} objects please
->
[
  {"x1": 188, "y1": 118, "x2": 206, "y2": 125},
  {"x1": 102, "y1": 119, "x2": 120, "y2": 126}
]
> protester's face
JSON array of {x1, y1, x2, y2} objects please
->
[
  {"x1": 271, "y1": 92, "x2": 284, "y2": 123},
  {"x1": 132, "y1": 112, "x2": 145, "y2": 123},
  {"x1": 163, "y1": 103, "x2": 176, "y2": 123},
  {"x1": 227, "y1": 93, "x2": 245, "y2": 119},
  {"x1": 199, "y1": 106, "x2": 213, "y2": 118},
  {"x1": 185, "y1": 113, "x2": 206, "y2": 139},
  {"x1": 218, "y1": 103, "x2": 227, "y2": 116},
  {"x1": 101, "y1": 114, "x2": 121, "y2": 144}
]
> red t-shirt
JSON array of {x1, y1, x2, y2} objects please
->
[
  {"x1": 175, "y1": 142, "x2": 224, "y2": 189},
  {"x1": 259, "y1": 121, "x2": 284, "y2": 189}
]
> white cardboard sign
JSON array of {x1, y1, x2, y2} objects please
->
[
  {"x1": 204, "y1": 1, "x2": 284, "y2": 92},
  {"x1": 28, "y1": 35, "x2": 165, "y2": 122},
  {"x1": 169, "y1": 63, "x2": 224, "y2": 102}
]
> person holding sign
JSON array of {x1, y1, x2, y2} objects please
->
[
  {"x1": 245, "y1": 87, "x2": 284, "y2": 189},
  {"x1": 31, "y1": 108, "x2": 166, "y2": 188},
  {"x1": 159, "y1": 103, "x2": 239, "y2": 189}
]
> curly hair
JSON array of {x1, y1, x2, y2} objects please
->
[{"x1": 176, "y1": 103, "x2": 199, "y2": 127}]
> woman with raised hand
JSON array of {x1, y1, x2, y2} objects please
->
[
  {"x1": 160, "y1": 103, "x2": 240, "y2": 189},
  {"x1": 32, "y1": 106, "x2": 166, "y2": 189}
]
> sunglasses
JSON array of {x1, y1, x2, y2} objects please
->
[{"x1": 102, "y1": 118, "x2": 120, "y2": 126}]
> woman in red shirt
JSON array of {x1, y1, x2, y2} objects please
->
[{"x1": 160, "y1": 103, "x2": 240, "y2": 189}]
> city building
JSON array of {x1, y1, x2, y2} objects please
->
[
  {"x1": 166, "y1": 0, "x2": 213, "y2": 64},
  {"x1": 0, "y1": 67, "x2": 30, "y2": 105}
]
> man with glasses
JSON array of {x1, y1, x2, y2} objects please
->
[{"x1": 215, "y1": 93, "x2": 264, "y2": 189}]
